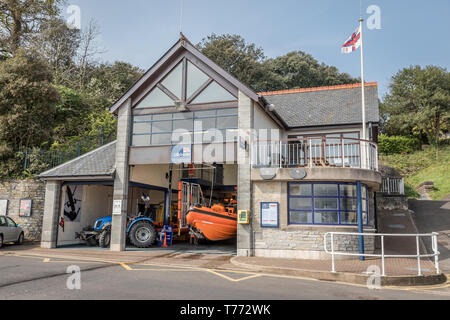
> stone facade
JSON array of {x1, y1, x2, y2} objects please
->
[
  {"x1": 251, "y1": 180, "x2": 376, "y2": 259},
  {"x1": 0, "y1": 179, "x2": 46, "y2": 241},
  {"x1": 237, "y1": 91, "x2": 254, "y2": 257},
  {"x1": 111, "y1": 98, "x2": 132, "y2": 252},
  {"x1": 376, "y1": 194, "x2": 408, "y2": 211}
]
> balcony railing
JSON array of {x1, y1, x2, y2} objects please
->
[
  {"x1": 252, "y1": 137, "x2": 379, "y2": 171},
  {"x1": 381, "y1": 178, "x2": 405, "y2": 195}
]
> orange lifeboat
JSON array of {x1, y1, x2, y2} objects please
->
[{"x1": 186, "y1": 204, "x2": 237, "y2": 241}]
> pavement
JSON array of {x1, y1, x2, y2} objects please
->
[
  {"x1": 0, "y1": 248, "x2": 449, "y2": 300},
  {"x1": 409, "y1": 199, "x2": 450, "y2": 273},
  {"x1": 377, "y1": 207, "x2": 427, "y2": 255}
]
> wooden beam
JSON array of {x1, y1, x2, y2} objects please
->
[
  {"x1": 157, "y1": 83, "x2": 179, "y2": 101},
  {"x1": 132, "y1": 101, "x2": 238, "y2": 116},
  {"x1": 181, "y1": 58, "x2": 187, "y2": 102},
  {"x1": 132, "y1": 53, "x2": 185, "y2": 109},
  {"x1": 186, "y1": 78, "x2": 213, "y2": 104},
  {"x1": 110, "y1": 41, "x2": 183, "y2": 113},
  {"x1": 184, "y1": 51, "x2": 238, "y2": 99}
]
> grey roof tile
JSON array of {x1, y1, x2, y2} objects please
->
[
  {"x1": 263, "y1": 85, "x2": 380, "y2": 128},
  {"x1": 39, "y1": 141, "x2": 116, "y2": 179}
]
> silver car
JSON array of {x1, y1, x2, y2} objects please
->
[{"x1": 0, "y1": 216, "x2": 24, "y2": 248}]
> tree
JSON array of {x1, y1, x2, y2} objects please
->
[
  {"x1": 32, "y1": 18, "x2": 81, "y2": 85},
  {"x1": 0, "y1": 0, "x2": 62, "y2": 56},
  {"x1": 0, "y1": 50, "x2": 60, "y2": 177},
  {"x1": 85, "y1": 61, "x2": 143, "y2": 105},
  {"x1": 263, "y1": 51, "x2": 359, "y2": 91},
  {"x1": 197, "y1": 33, "x2": 358, "y2": 92},
  {"x1": 381, "y1": 65, "x2": 450, "y2": 145},
  {"x1": 197, "y1": 34, "x2": 271, "y2": 92},
  {"x1": 77, "y1": 19, "x2": 104, "y2": 88}
]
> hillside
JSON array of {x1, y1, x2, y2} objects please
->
[{"x1": 380, "y1": 146, "x2": 450, "y2": 200}]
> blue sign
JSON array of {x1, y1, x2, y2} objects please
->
[
  {"x1": 163, "y1": 225, "x2": 173, "y2": 246},
  {"x1": 171, "y1": 145, "x2": 192, "y2": 164}
]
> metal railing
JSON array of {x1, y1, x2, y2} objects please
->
[
  {"x1": 381, "y1": 178, "x2": 405, "y2": 195},
  {"x1": 324, "y1": 232, "x2": 440, "y2": 276},
  {"x1": 252, "y1": 137, "x2": 378, "y2": 171}
]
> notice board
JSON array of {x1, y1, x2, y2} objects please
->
[{"x1": 261, "y1": 202, "x2": 279, "y2": 228}]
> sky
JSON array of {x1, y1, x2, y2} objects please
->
[{"x1": 64, "y1": 0, "x2": 450, "y2": 98}]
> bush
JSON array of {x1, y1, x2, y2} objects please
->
[{"x1": 378, "y1": 134, "x2": 421, "y2": 155}]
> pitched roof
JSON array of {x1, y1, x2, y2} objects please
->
[
  {"x1": 109, "y1": 34, "x2": 260, "y2": 114},
  {"x1": 38, "y1": 141, "x2": 116, "y2": 180},
  {"x1": 260, "y1": 82, "x2": 380, "y2": 128}
]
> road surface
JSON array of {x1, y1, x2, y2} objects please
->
[{"x1": 0, "y1": 254, "x2": 448, "y2": 301}]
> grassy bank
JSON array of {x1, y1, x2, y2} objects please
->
[{"x1": 380, "y1": 146, "x2": 450, "y2": 200}]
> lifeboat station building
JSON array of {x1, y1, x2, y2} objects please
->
[{"x1": 39, "y1": 36, "x2": 382, "y2": 259}]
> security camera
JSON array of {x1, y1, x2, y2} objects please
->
[{"x1": 267, "y1": 104, "x2": 276, "y2": 112}]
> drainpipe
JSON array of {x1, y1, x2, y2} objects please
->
[
  {"x1": 357, "y1": 181, "x2": 365, "y2": 261},
  {"x1": 374, "y1": 192, "x2": 378, "y2": 232},
  {"x1": 164, "y1": 164, "x2": 173, "y2": 226}
]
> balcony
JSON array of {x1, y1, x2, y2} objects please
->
[{"x1": 252, "y1": 137, "x2": 379, "y2": 171}]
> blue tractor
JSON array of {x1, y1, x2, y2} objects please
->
[{"x1": 77, "y1": 194, "x2": 157, "y2": 248}]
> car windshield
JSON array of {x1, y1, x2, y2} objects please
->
[{"x1": 0, "y1": 216, "x2": 6, "y2": 227}]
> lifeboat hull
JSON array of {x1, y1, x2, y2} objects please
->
[{"x1": 186, "y1": 207, "x2": 237, "y2": 241}]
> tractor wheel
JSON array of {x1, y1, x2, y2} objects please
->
[
  {"x1": 86, "y1": 236, "x2": 97, "y2": 247},
  {"x1": 99, "y1": 230, "x2": 111, "y2": 248},
  {"x1": 129, "y1": 221, "x2": 156, "y2": 248}
]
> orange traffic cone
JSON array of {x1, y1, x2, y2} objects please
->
[{"x1": 161, "y1": 232, "x2": 168, "y2": 248}]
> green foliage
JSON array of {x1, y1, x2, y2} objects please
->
[
  {"x1": 381, "y1": 65, "x2": 450, "y2": 145},
  {"x1": 33, "y1": 18, "x2": 81, "y2": 84},
  {"x1": 0, "y1": 0, "x2": 63, "y2": 55},
  {"x1": 197, "y1": 34, "x2": 358, "y2": 92},
  {"x1": 378, "y1": 134, "x2": 421, "y2": 155},
  {"x1": 52, "y1": 85, "x2": 91, "y2": 143},
  {"x1": 84, "y1": 61, "x2": 144, "y2": 106},
  {"x1": 262, "y1": 51, "x2": 358, "y2": 91},
  {"x1": 0, "y1": 50, "x2": 60, "y2": 151},
  {"x1": 380, "y1": 146, "x2": 450, "y2": 200},
  {"x1": 197, "y1": 34, "x2": 269, "y2": 92},
  {"x1": 404, "y1": 183, "x2": 420, "y2": 199}
]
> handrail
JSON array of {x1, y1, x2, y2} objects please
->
[
  {"x1": 252, "y1": 138, "x2": 379, "y2": 171},
  {"x1": 255, "y1": 136, "x2": 378, "y2": 145},
  {"x1": 323, "y1": 232, "x2": 440, "y2": 276},
  {"x1": 381, "y1": 177, "x2": 405, "y2": 195}
]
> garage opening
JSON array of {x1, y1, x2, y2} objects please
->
[
  {"x1": 127, "y1": 163, "x2": 238, "y2": 254},
  {"x1": 56, "y1": 181, "x2": 114, "y2": 248},
  {"x1": 56, "y1": 163, "x2": 238, "y2": 255}
]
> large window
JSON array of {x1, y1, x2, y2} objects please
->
[
  {"x1": 288, "y1": 182, "x2": 369, "y2": 226},
  {"x1": 131, "y1": 108, "x2": 238, "y2": 146},
  {"x1": 135, "y1": 60, "x2": 237, "y2": 109}
]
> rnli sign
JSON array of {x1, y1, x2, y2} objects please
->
[{"x1": 171, "y1": 145, "x2": 192, "y2": 164}]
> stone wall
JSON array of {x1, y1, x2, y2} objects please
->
[
  {"x1": 376, "y1": 194, "x2": 408, "y2": 211},
  {"x1": 252, "y1": 180, "x2": 376, "y2": 260},
  {"x1": 0, "y1": 180, "x2": 45, "y2": 241}
]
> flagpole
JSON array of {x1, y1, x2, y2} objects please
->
[
  {"x1": 358, "y1": 17, "x2": 366, "y2": 262},
  {"x1": 359, "y1": 17, "x2": 367, "y2": 141}
]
